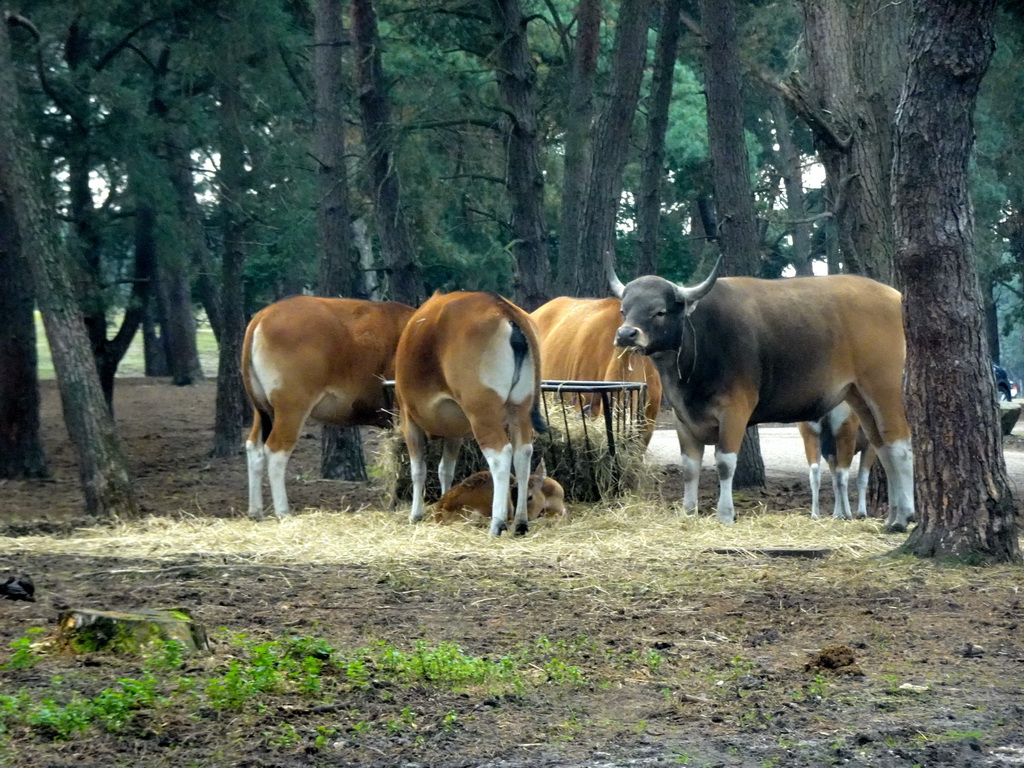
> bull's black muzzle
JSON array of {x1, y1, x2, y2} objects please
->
[{"x1": 615, "y1": 326, "x2": 639, "y2": 347}]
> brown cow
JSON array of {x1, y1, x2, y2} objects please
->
[
  {"x1": 797, "y1": 403, "x2": 877, "y2": 520},
  {"x1": 432, "y1": 462, "x2": 566, "y2": 524},
  {"x1": 530, "y1": 296, "x2": 663, "y2": 444},
  {"x1": 394, "y1": 291, "x2": 546, "y2": 537},
  {"x1": 242, "y1": 295, "x2": 415, "y2": 520}
]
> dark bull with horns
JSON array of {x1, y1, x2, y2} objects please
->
[{"x1": 608, "y1": 257, "x2": 914, "y2": 533}]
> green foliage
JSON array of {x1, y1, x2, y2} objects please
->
[{"x1": 4, "y1": 628, "x2": 46, "y2": 670}]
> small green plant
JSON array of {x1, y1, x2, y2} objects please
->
[
  {"x1": 807, "y1": 673, "x2": 831, "y2": 698},
  {"x1": 145, "y1": 639, "x2": 186, "y2": 672},
  {"x1": 313, "y1": 725, "x2": 339, "y2": 749},
  {"x1": 442, "y1": 709, "x2": 460, "y2": 733},
  {"x1": 646, "y1": 649, "x2": 664, "y2": 673},
  {"x1": 266, "y1": 722, "x2": 301, "y2": 748},
  {"x1": 4, "y1": 628, "x2": 46, "y2": 670}
]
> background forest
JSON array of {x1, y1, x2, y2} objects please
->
[
  {"x1": 4, "y1": 0, "x2": 1024, "y2": 381},
  {"x1": 0, "y1": 0, "x2": 1022, "y2": 559}
]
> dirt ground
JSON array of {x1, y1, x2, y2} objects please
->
[{"x1": 2, "y1": 378, "x2": 1023, "y2": 768}]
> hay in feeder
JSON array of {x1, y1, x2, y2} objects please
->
[{"x1": 375, "y1": 390, "x2": 654, "y2": 506}]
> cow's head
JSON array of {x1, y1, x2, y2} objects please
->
[{"x1": 608, "y1": 257, "x2": 721, "y2": 355}]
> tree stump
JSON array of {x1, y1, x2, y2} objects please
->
[{"x1": 53, "y1": 608, "x2": 210, "y2": 656}]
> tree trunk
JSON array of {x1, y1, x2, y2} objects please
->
[
  {"x1": 699, "y1": 0, "x2": 764, "y2": 488},
  {"x1": 0, "y1": 22, "x2": 138, "y2": 518},
  {"x1": 210, "y1": 65, "x2": 250, "y2": 459},
  {"x1": 142, "y1": 297, "x2": 170, "y2": 377},
  {"x1": 793, "y1": 0, "x2": 908, "y2": 283},
  {"x1": 893, "y1": 0, "x2": 1018, "y2": 562},
  {"x1": 490, "y1": 0, "x2": 550, "y2": 311},
  {"x1": 770, "y1": 92, "x2": 812, "y2": 276},
  {"x1": 314, "y1": 0, "x2": 368, "y2": 482},
  {"x1": 164, "y1": 122, "x2": 224, "y2": 343},
  {"x1": 158, "y1": 262, "x2": 204, "y2": 386},
  {"x1": 636, "y1": 0, "x2": 683, "y2": 277},
  {"x1": 575, "y1": 0, "x2": 651, "y2": 298},
  {"x1": 556, "y1": 0, "x2": 600, "y2": 296},
  {"x1": 0, "y1": 194, "x2": 48, "y2": 479},
  {"x1": 351, "y1": 0, "x2": 423, "y2": 305}
]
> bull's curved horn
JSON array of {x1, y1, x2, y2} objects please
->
[
  {"x1": 605, "y1": 251, "x2": 626, "y2": 298},
  {"x1": 676, "y1": 257, "x2": 722, "y2": 304}
]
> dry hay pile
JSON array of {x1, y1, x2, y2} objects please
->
[
  {"x1": 4, "y1": 502, "x2": 911, "y2": 581},
  {"x1": 378, "y1": 392, "x2": 653, "y2": 506}
]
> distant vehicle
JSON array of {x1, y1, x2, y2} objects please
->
[{"x1": 994, "y1": 364, "x2": 1013, "y2": 402}]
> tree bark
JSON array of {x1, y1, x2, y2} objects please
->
[
  {"x1": 792, "y1": 0, "x2": 908, "y2": 283},
  {"x1": 164, "y1": 122, "x2": 223, "y2": 343},
  {"x1": 158, "y1": 261, "x2": 204, "y2": 385},
  {"x1": 0, "y1": 193, "x2": 48, "y2": 479},
  {"x1": 351, "y1": 0, "x2": 423, "y2": 305},
  {"x1": 210, "y1": 64, "x2": 250, "y2": 459},
  {"x1": 0, "y1": 21, "x2": 138, "y2": 517},
  {"x1": 699, "y1": 0, "x2": 764, "y2": 488},
  {"x1": 315, "y1": 0, "x2": 368, "y2": 482},
  {"x1": 575, "y1": 0, "x2": 651, "y2": 298},
  {"x1": 636, "y1": 0, "x2": 683, "y2": 278},
  {"x1": 770, "y1": 92, "x2": 812, "y2": 276},
  {"x1": 556, "y1": 0, "x2": 600, "y2": 296},
  {"x1": 490, "y1": 0, "x2": 550, "y2": 311},
  {"x1": 893, "y1": 0, "x2": 1018, "y2": 562}
]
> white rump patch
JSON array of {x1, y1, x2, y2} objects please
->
[
  {"x1": 479, "y1": 321, "x2": 535, "y2": 405},
  {"x1": 248, "y1": 325, "x2": 281, "y2": 406}
]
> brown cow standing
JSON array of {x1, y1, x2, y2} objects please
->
[
  {"x1": 242, "y1": 296, "x2": 415, "y2": 520},
  {"x1": 394, "y1": 291, "x2": 546, "y2": 537},
  {"x1": 530, "y1": 297, "x2": 663, "y2": 445}
]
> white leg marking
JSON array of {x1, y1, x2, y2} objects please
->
[
  {"x1": 681, "y1": 455, "x2": 702, "y2": 513},
  {"x1": 832, "y1": 467, "x2": 852, "y2": 520},
  {"x1": 855, "y1": 457, "x2": 870, "y2": 519},
  {"x1": 511, "y1": 442, "x2": 534, "y2": 535},
  {"x1": 438, "y1": 437, "x2": 462, "y2": 495},
  {"x1": 267, "y1": 449, "x2": 291, "y2": 520},
  {"x1": 808, "y1": 462, "x2": 821, "y2": 519},
  {"x1": 715, "y1": 450, "x2": 737, "y2": 525},
  {"x1": 246, "y1": 439, "x2": 266, "y2": 520},
  {"x1": 877, "y1": 438, "x2": 915, "y2": 532},
  {"x1": 483, "y1": 444, "x2": 514, "y2": 537},
  {"x1": 408, "y1": 452, "x2": 428, "y2": 524}
]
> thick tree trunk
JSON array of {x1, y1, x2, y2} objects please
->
[
  {"x1": 211, "y1": 68, "x2": 250, "y2": 459},
  {"x1": 795, "y1": 0, "x2": 908, "y2": 283},
  {"x1": 490, "y1": 0, "x2": 550, "y2": 311},
  {"x1": 770, "y1": 93, "x2": 812, "y2": 276},
  {"x1": 158, "y1": 263, "x2": 204, "y2": 385},
  {"x1": 315, "y1": 0, "x2": 368, "y2": 482},
  {"x1": 351, "y1": 0, "x2": 423, "y2": 305},
  {"x1": 575, "y1": 0, "x2": 651, "y2": 298},
  {"x1": 636, "y1": 0, "x2": 683, "y2": 278},
  {"x1": 893, "y1": 0, "x2": 1017, "y2": 562},
  {"x1": 0, "y1": 195, "x2": 48, "y2": 479},
  {"x1": 699, "y1": 0, "x2": 764, "y2": 488},
  {"x1": 556, "y1": 0, "x2": 600, "y2": 296},
  {"x1": 0, "y1": 22, "x2": 137, "y2": 518}
]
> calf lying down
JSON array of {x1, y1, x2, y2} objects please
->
[{"x1": 432, "y1": 466, "x2": 566, "y2": 525}]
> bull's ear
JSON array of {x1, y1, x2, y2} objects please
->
[
  {"x1": 535, "y1": 458, "x2": 547, "y2": 480},
  {"x1": 675, "y1": 257, "x2": 721, "y2": 305},
  {"x1": 605, "y1": 250, "x2": 626, "y2": 298}
]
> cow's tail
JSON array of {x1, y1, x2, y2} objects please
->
[
  {"x1": 820, "y1": 415, "x2": 837, "y2": 463},
  {"x1": 241, "y1": 316, "x2": 275, "y2": 444},
  {"x1": 498, "y1": 295, "x2": 548, "y2": 434}
]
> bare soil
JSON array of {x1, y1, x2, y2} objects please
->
[{"x1": 1, "y1": 378, "x2": 1023, "y2": 768}]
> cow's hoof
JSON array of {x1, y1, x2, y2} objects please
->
[
  {"x1": 248, "y1": 513, "x2": 264, "y2": 522},
  {"x1": 514, "y1": 521, "x2": 529, "y2": 537},
  {"x1": 489, "y1": 522, "x2": 507, "y2": 537},
  {"x1": 885, "y1": 521, "x2": 907, "y2": 534}
]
